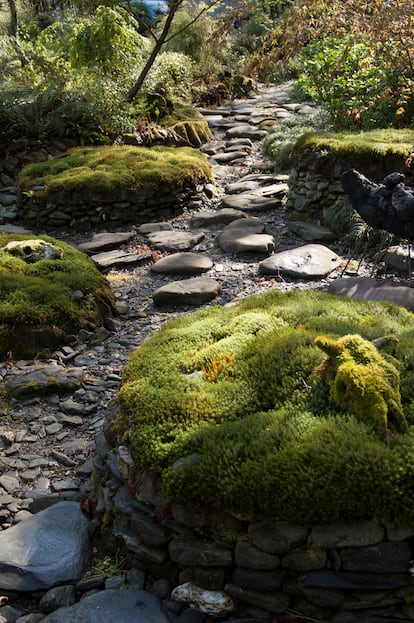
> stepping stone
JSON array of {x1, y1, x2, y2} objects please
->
[
  {"x1": 0, "y1": 501, "x2": 89, "y2": 591},
  {"x1": 212, "y1": 164, "x2": 239, "y2": 180},
  {"x1": 287, "y1": 221, "x2": 336, "y2": 243},
  {"x1": 222, "y1": 194, "x2": 283, "y2": 213},
  {"x1": 225, "y1": 180, "x2": 261, "y2": 194},
  {"x1": 225, "y1": 138, "x2": 253, "y2": 148},
  {"x1": 191, "y1": 208, "x2": 247, "y2": 227},
  {"x1": 91, "y1": 249, "x2": 152, "y2": 270},
  {"x1": 77, "y1": 232, "x2": 136, "y2": 254},
  {"x1": 328, "y1": 277, "x2": 414, "y2": 313},
  {"x1": 211, "y1": 151, "x2": 249, "y2": 164},
  {"x1": 217, "y1": 219, "x2": 274, "y2": 255},
  {"x1": 225, "y1": 125, "x2": 267, "y2": 140},
  {"x1": 153, "y1": 277, "x2": 221, "y2": 307},
  {"x1": 41, "y1": 589, "x2": 172, "y2": 623},
  {"x1": 146, "y1": 230, "x2": 205, "y2": 252},
  {"x1": 0, "y1": 224, "x2": 32, "y2": 234},
  {"x1": 5, "y1": 363, "x2": 85, "y2": 398},
  {"x1": 151, "y1": 252, "x2": 213, "y2": 275},
  {"x1": 137, "y1": 222, "x2": 171, "y2": 234},
  {"x1": 378, "y1": 245, "x2": 412, "y2": 272},
  {"x1": 201, "y1": 141, "x2": 226, "y2": 155},
  {"x1": 259, "y1": 244, "x2": 341, "y2": 278}
]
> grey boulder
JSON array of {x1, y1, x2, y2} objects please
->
[
  {"x1": 146, "y1": 231, "x2": 205, "y2": 252},
  {"x1": 151, "y1": 253, "x2": 213, "y2": 275},
  {"x1": 217, "y1": 219, "x2": 274, "y2": 255},
  {"x1": 328, "y1": 276, "x2": 414, "y2": 312},
  {"x1": 260, "y1": 244, "x2": 341, "y2": 278},
  {"x1": 153, "y1": 277, "x2": 221, "y2": 306},
  {"x1": 0, "y1": 501, "x2": 89, "y2": 591},
  {"x1": 41, "y1": 589, "x2": 174, "y2": 623}
]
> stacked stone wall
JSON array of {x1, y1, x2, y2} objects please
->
[{"x1": 93, "y1": 407, "x2": 414, "y2": 623}]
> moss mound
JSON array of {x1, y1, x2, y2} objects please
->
[
  {"x1": 290, "y1": 128, "x2": 414, "y2": 179},
  {"x1": 18, "y1": 145, "x2": 212, "y2": 200},
  {"x1": 0, "y1": 233, "x2": 114, "y2": 359},
  {"x1": 112, "y1": 290, "x2": 414, "y2": 524}
]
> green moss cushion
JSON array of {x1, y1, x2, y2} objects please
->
[
  {"x1": 113, "y1": 290, "x2": 414, "y2": 524},
  {"x1": 0, "y1": 233, "x2": 114, "y2": 358}
]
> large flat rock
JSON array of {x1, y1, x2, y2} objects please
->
[
  {"x1": 151, "y1": 252, "x2": 213, "y2": 275},
  {"x1": 260, "y1": 244, "x2": 341, "y2": 278},
  {"x1": 77, "y1": 232, "x2": 136, "y2": 254},
  {"x1": 153, "y1": 277, "x2": 221, "y2": 307},
  {"x1": 4, "y1": 363, "x2": 85, "y2": 398},
  {"x1": 91, "y1": 249, "x2": 152, "y2": 270},
  {"x1": 217, "y1": 218, "x2": 274, "y2": 255},
  {"x1": 328, "y1": 276, "x2": 414, "y2": 312},
  {"x1": 146, "y1": 231, "x2": 205, "y2": 252},
  {"x1": 41, "y1": 589, "x2": 173, "y2": 623},
  {"x1": 0, "y1": 501, "x2": 89, "y2": 591},
  {"x1": 191, "y1": 208, "x2": 247, "y2": 227}
]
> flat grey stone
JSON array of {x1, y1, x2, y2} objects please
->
[
  {"x1": 151, "y1": 253, "x2": 213, "y2": 275},
  {"x1": 41, "y1": 589, "x2": 173, "y2": 623},
  {"x1": 232, "y1": 568, "x2": 285, "y2": 591},
  {"x1": 225, "y1": 125, "x2": 267, "y2": 140},
  {"x1": 77, "y1": 232, "x2": 135, "y2": 254},
  {"x1": 153, "y1": 277, "x2": 221, "y2": 306},
  {"x1": 191, "y1": 208, "x2": 247, "y2": 227},
  {"x1": 340, "y1": 541, "x2": 411, "y2": 573},
  {"x1": 234, "y1": 541, "x2": 280, "y2": 570},
  {"x1": 217, "y1": 219, "x2": 274, "y2": 255},
  {"x1": 304, "y1": 570, "x2": 414, "y2": 591},
  {"x1": 287, "y1": 221, "x2": 336, "y2": 242},
  {"x1": 225, "y1": 583, "x2": 289, "y2": 614},
  {"x1": 91, "y1": 249, "x2": 152, "y2": 269},
  {"x1": 169, "y1": 540, "x2": 233, "y2": 567},
  {"x1": 4, "y1": 364, "x2": 85, "y2": 398},
  {"x1": 0, "y1": 501, "x2": 89, "y2": 591},
  {"x1": 0, "y1": 224, "x2": 32, "y2": 234},
  {"x1": 146, "y1": 231, "x2": 205, "y2": 252},
  {"x1": 211, "y1": 151, "x2": 248, "y2": 164},
  {"x1": 137, "y1": 222, "x2": 171, "y2": 234},
  {"x1": 259, "y1": 244, "x2": 341, "y2": 278},
  {"x1": 222, "y1": 193, "x2": 284, "y2": 212},
  {"x1": 328, "y1": 277, "x2": 414, "y2": 312},
  {"x1": 248, "y1": 521, "x2": 309, "y2": 555},
  {"x1": 309, "y1": 520, "x2": 385, "y2": 549}
]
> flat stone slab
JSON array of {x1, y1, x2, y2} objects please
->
[
  {"x1": 91, "y1": 249, "x2": 152, "y2": 270},
  {"x1": 146, "y1": 230, "x2": 205, "y2": 252},
  {"x1": 287, "y1": 221, "x2": 336, "y2": 242},
  {"x1": 41, "y1": 589, "x2": 173, "y2": 623},
  {"x1": 4, "y1": 363, "x2": 85, "y2": 398},
  {"x1": 328, "y1": 277, "x2": 414, "y2": 312},
  {"x1": 225, "y1": 125, "x2": 267, "y2": 140},
  {"x1": 191, "y1": 208, "x2": 247, "y2": 227},
  {"x1": 222, "y1": 193, "x2": 285, "y2": 213},
  {"x1": 212, "y1": 151, "x2": 249, "y2": 164},
  {"x1": 137, "y1": 222, "x2": 171, "y2": 234},
  {"x1": 153, "y1": 277, "x2": 221, "y2": 306},
  {"x1": 217, "y1": 219, "x2": 274, "y2": 255},
  {"x1": 77, "y1": 232, "x2": 136, "y2": 254},
  {"x1": 259, "y1": 244, "x2": 341, "y2": 278},
  {"x1": 0, "y1": 501, "x2": 89, "y2": 591},
  {"x1": 151, "y1": 252, "x2": 213, "y2": 275}
]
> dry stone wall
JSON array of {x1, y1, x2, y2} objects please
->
[{"x1": 93, "y1": 406, "x2": 414, "y2": 623}]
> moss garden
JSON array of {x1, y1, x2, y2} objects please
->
[
  {"x1": 112, "y1": 289, "x2": 414, "y2": 525},
  {"x1": 0, "y1": 233, "x2": 114, "y2": 358}
]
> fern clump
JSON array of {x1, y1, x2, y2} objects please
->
[{"x1": 113, "y1": 290, "x2": 414, "y2": 523}]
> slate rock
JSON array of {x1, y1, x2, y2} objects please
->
[
  {"x1": 260, "y1": 244, "x2": 341, "y2": 278},
  {"x1": 224, "y1": 582, "x2": 289, "y2": 614},
  {"x1": 340, "y1": 541, "x2": 411, "y2": 573},
  {"x1": 212, "y1": 151, "x2": 248, "y2": 164},
  {"x1": 309, "y1": 520, "x2": 385, "y2": 549},
  {"x1": 0, "y1": 501, "x2": 89, "y2": 591},
  {"x1": 248, "y1": 521, "x2": 309, "y2": 554},
  {"x1": 287, "y1": 221, "x2": 336, "y2": 242},
  {"x1": 40, "y1": 589, "x2": 174, "y2": 623},
  {"x1": 146, "y1": 231, "x2": 205, "y2": 252},
  {"x1": 225, "y1": 125, "x2": 267, "y2": 140},
  {"x1": 232, "y1": 567, "x2": 285, "y2": 591},
  {"x1": 4, "y1": 364, "x2": 85, "y2": 398},
  {"x1": 179, "y1": 567, "x2": 227, "y2": 591},
  {"x1": 39, "y1": 585, "x2": 77, "y2": 613},
  {"x1": 153, "y1": 278, "x2": 221, "y2": 307},
  {"x1": 217, "y1": 219, "x2": 274, "y2": 255},
  {"x1": 91, "y1": 250, "x2": 152, "y2": 270},
  {"x1": 282, "y1": 546, "x2": 326, "y2": 571},
  {"x1": 304, "y1": 570, "x2": 414, "y2": 591},
  {"x1": 221, "y1": 193, "x2": 283, "y2": 212},
  {"x1": 191, "y1": 208, "x2": 247, "y2": 227},
  {"x1": 169, "y1": 540, "x2": 233, "y2": 567},
  {"x1": 137, "y1": 222, "x2": 171, "y2": 234},
  {"x1": 77, "y1": 232, "x2": 136, "y2": 254},
  {"x1": 328, "y1": 277, "x2": 414, "y2": 312},
  {"x1": 151, "y1": 253, "x2": 213, "y2": 275},
  {"x1": 234, "y1": 541, "x2": 280, "y2": 570}
]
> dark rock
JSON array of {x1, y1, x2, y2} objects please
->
[
  {"x1": 179, "y1": 567, "x2": 227, "y2": 591},
  {"x1": 248, "y1": 521, "x2": 309, "y2": 554},
  {"x1": 39, "y1": 585, "x2": 78, "y2": 613},
  {"x1": 130, "y1": 511, "x2": 170, "y2": 546},
  {"x1": 340, "y1": 541, "x2": 411, "y2": 573},
  {"x1": 91, "y1": 250, "x2": 152, "y2": 270},
  {"x1": 224, "y1": 583, "x2": 289, "y2": 614},
  {"x1": 304, "y1": 571, "x2": 414, "y2": 591},
  {"x1": 234, "y1": 541, "x2": 280, "y2": 570},
  {"x1": 328, "y1": 277, "x2": 414, "y2": 313},
  {"x1": 77, "y1": 231, "x2": 136, "y2": 254},
  {"x1": 153, "y1": 278, "x2": 221, "y2": 307},
  {"x1": 282, "y1": 546, "x2": 326, "y2": 571},
  {"x1": 169, "y1": 540, "x2": 233, "y2": 567},
  {"x1": 232, "y1": 568, "x2": 285, "y2": 591},
  {"x1": 0, "y1": 501, "x2": 89, "y2": 591}
]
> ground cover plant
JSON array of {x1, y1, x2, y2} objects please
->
[
  {"x1": 17, "y1": 144, "x2": 212, "y2": 199},
  {"x1": 0, "y1": 233, "x2": 113, "y2": 358},
  {"x1": 112, "y1": 290, "x2": 414, "y2": 524}
]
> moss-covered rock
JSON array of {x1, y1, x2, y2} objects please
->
[
  {"x1": 315, "y1": 333, "x2": 407, "y2": 436},
  {"x1": 112, "y1": 290, "x2": 414, "y2": 524},
  {"x1": 17, "y1": 145, "x2": 213, "y2": 201},
  {"x1": 0, "y1": 233, "x2": 114, "y2": 359},
  {"x1": 290, "y1": 128, "x2": 414, "y2": 181}
]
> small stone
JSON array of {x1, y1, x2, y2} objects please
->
[{"x1": 171, "y1": 582, "x2": 235, "y2": 616}]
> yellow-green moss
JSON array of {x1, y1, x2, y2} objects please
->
[
  {"x1": 0, "y1": 233, "x2": 113, "y2": 359},
  {"x1": 18, "y1": 145, "x2": 213, "y2": 200},
  {"x1": 315, "y1": 334, "x2": 407, "y2": 436},
  {"x1": 112, "y1": 290, "x2": 414, "y2": 523}
]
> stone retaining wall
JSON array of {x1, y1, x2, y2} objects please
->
[{"x1": 92, "y1": 403, "x2": 414, "y2": 623}]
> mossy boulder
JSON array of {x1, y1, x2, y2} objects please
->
[
  {"x1": 315, "y1": 333, "x2": 407, "y2": 436},
  {"x1": 112, "y1": 290, "x2": 414, "y2": 524},
  {"x1": 0, "y1": 233, "x2": 114, "y2": 359},
  {"x1": 290, "y1": 128, "x2": 414, "y2": 181},
  {"x1": 17, "y1": 145, "x2": 213, "y2": 202}
]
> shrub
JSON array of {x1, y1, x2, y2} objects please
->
[{"x1": 112, "y1": 290, "x2": 414, "y2": 523}]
